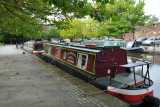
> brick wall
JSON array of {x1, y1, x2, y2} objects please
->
[{"x1": 124, "y1": 22, "x2": 160, "y2": 40}]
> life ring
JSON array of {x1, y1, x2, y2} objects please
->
[{"x1": 85, "y1": 44, "x2": 96, "y2": 46}]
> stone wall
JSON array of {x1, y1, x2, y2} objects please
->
[{"x1": 124, "y1": 22, "x2": 160, "y2": 40}]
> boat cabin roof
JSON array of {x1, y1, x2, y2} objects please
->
[
  {"x1": 46, "y1": 43, "x2": 120, "y2": 53},
  {"x1": 24, "y1": 42, "x2": 35, "y2": 44},
  {"x1": 24, "y1": 42, "x2": 43, "y2": 44}
]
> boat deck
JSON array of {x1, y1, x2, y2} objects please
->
[{"x1": 95, "y1": 73, "x2": 144, "y2": 88}]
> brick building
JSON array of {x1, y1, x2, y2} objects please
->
[{"x1": 124, "y1": 22, "x2": 160, "y2": 40}]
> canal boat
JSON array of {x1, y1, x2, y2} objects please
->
[
  {"x1": 82, "y1": 40, "x2": 143, "y2": 52},
  {"x1": 23, "y1": 42, "x2": 44, "y2": 55},
  {"x1": 42, "y1": 43, "x2": 153, "y2": 105}
]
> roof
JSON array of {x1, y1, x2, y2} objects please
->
[
  {"x1": 46, "y1": 43, "x2": 121, "y2": 53},
  {"x1": 24, "y1": 42, "x2": 35, "y2": 44},
  {"x1": 46, "y1": 43, "x2": 101, "y2": 53}
]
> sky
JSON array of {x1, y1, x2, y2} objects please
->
[{"x1": 139, "y1": 0, "x2": 160, "y2": 20}]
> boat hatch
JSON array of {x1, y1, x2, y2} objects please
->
[{"x1": 109, "y1": 58, "x2": 152, "y2": 88}]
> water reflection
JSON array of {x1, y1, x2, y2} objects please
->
[{"x1": 127, "y1": 53, "x2": 160, "y2": 98}]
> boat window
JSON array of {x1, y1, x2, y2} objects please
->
[
  {"x1": 48, "y1": 47, "x2": 51, "y2": 55},
  {"x1": 77, "y1": 53, "x2": 88, "y2": 70},
  {"x1": 34, "y1": 44, "x2": 43, "y2": 51},
  {"x1": 63, "y1": 52, "x2": 66, "y2": 59},
  {"x1": 44, "y1": 45, "x2": 48, "y2": 54},
  {"x1": 29, "y1": 45, "x2": 33, "y2": 49},
  {"x1": 55, "y1": 48, "x2": 61, "y2": 58}
]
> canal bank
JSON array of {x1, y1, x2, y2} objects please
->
[{"x1": 0, "y1": 45, "x2": 130, "y2": 107}]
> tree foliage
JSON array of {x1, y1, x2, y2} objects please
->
[
  {"x1": 98, "y1": 19, "x2": 132, "y2": 38},
  {"x1": 60, "y1": 17, "x2": 99, "y2": 40},
  {"x1": 48, "y1": 27, "x2": 60, "y2": 39},
  {"x1": 0, "y1": 0, "x2": 154, "y2": 40},
  {"x1": 92, "y1": 0, "x2": 150, "y2": 37},
  {"x1": 145, "y1": 15, "x2": 159, "y2": 27},
  {"x1": 39, "y1": 31, "x2": 48, "y2": 40},
  {"x1": 103, "y1": 0, "x2": 150, "y2": 39},
  {"x1": 82, "y1": 17, "x2": 100, "y2": 38},
  {"x1": 0, "y1": 0, "x2": 94, "y2": 37},
  {"x1": 0, "y1": 0, "x2": 52, "y2": 36},
  {"x1": 60, "y1": 18, "x2": 85, "y2": 40}
]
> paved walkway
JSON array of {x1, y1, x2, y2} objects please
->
[{"x1": 0, "y1": 45, "x2": 129, "y2": 107}]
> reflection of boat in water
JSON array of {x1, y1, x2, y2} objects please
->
[
  {"x1": 82, "y1": 40, "x2": 143, "y2": 52},
  {"x1": 42, "y1": 43, "x2": 154, "y2": 105},
  {"x1": 128, "y1": 52, "x2": 160, "y2": 64}
]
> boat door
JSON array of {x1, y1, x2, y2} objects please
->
[{"x1": 77, "y1": 53, "x2": 88, "y2": 70}]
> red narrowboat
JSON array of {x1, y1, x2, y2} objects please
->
[
  {"x1": 23, "y1": 42, "x2": 44, "y2": 55},
  {"x1": 42, "y1": 43, "x2": 154, "y2": 105}
]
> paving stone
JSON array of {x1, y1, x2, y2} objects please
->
[{"x1": 0, "y1": 92, "x2": 8, "y2": 101}]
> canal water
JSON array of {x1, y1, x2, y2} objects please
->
[{"x1": 127, "y1": 53, "x2": 160, "y2": 99}]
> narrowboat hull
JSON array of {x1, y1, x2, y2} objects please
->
[
  {"x1": 42, "y1": 53, "x2": 154, "y2": 105},
  {"x1": 24, "y1": 48, "x2": 44, "y2": 55},
  {"x1": 42, "y1": 54, "x2": 96, "y2": 82},
  {"x1": 33, "y1": 50, "x2": 44, "y2": 55},
  {"x1": 41, "y1": 43, "x2": 154, "y2": 105}
]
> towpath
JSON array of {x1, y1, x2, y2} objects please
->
[{"x1": 0, "y1": 45, "x2": 129, "y2": 107}]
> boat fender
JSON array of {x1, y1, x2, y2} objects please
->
[{"x1": 144, "y1": 95, "x2": 160, "y2": 107}]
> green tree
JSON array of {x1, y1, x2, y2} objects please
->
[
  {"x1": 48, "y1": 27, "x2": 60, "y2": 39},
  {"x1": 98, "y1": 19, "x2": 132, "y2": 38},
  {"x1": 1, "y1": 0, "x2": 116, "y2": 40},
  {"x1": 60, "y1": 18, "x2": 86, "y2": 41},
  {"x1": 39, "y1": 31, "x2": 48, "y2": 40},
  {"x1": 0, "y1": 0, "x2": 94, "y2": 37},
  {"x1": 146, "y1": 15, "x2": 159, "y2": 27},
  {"x1": 0, "y1": 0, "x2": 52, "y2": 36},
  {"x1": 60, "y1": 29, "x2": 74, "y2": 40},
  {"x1": 99, "y1": 0, "x2": 150, "y2": 39},
  {"x1": 82, "y1": 16, "x2": 100, "y2": 38}
]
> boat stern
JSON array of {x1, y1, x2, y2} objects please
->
[{"x1": 107, "y1": 86, "x2": 154, "y2": 104}]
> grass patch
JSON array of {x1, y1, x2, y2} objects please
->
[{"x1": 0, "y1": 43, "x2": 3, "y2": 46}]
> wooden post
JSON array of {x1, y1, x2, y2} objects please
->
[{"x1": 133, "y1": 67, "x2": 137, "y2": 87}]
